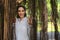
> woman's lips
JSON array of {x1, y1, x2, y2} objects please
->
[{"x1": 19, "y1": 14, "x2": 23, "y2": 16}]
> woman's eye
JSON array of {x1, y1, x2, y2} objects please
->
[
  {"x1": 22, "y1": 10, "x2": 24, "y2": 12},
  {"x1": 18, "y1": 10, "x2": 24, "y2": 12}
]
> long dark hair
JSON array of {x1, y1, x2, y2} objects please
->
[{"x1": 17, "y1": 5, "x2": 26, "y2": 18}]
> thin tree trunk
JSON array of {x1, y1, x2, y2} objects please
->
[
  {"x1": 50, "y1": 0, "x2": 59, "y2": 40},
  {"x1": 8, "y1": 0, "x2": 16, "y2": 40},
  {"x1": 4, "y1": 0, "x2": 9, "y2": 40},
  {"x1": 0, "y1": 2, "x2": 4, "y2": 40},
  {"x1": 28, "y1": 0, "x2": 37, "y2": 40},
  {"x1": 39, "y1": 0, "x2": 48, "y2": 40}
]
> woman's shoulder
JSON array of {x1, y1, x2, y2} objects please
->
[
  {"x1": 15, "y1": 18, "x2": 21, "y2": 22},
  {"x1": 24, "y1": 17, "x2": 28, "y2": 20}
]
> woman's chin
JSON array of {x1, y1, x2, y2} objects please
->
[{"x1": 20, "y1": 16, "x2": 24, "y2": 18}]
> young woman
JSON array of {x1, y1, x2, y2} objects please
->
[{"x1": 13, "y1": 5, "x2": 32, "y2": 40}]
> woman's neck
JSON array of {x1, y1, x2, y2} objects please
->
[{"x1": 20, "y1": 17, "x2": 24, "y2": 21}]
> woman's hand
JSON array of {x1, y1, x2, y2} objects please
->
[
  {"x1": 12, "y1": 18, "x2": 16, "y2": 23},
  {"x1": 28, "y1": 16, "x2": 33, "y2": 25}
]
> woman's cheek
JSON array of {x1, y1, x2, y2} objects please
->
[
  {"x1": 20, "y1": 14, "x2": 24, "y2": 17},
  {"x1": 18, "y1": 12, "x2": 25, "y2": 17}
]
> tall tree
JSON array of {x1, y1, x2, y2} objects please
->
[
  {"x1": 3, "y1": 0, "x2": 16, "y2": 40},
  {"x1": 38, "y1": 0, "x2": 48, "y2": 40},
  {"x1": 50, "y1": 0, "x2": 59, "y2": 40},
  {"x1": 8, "y1": 0, "x2": 16, "y2": 40},
  {"x1": 28, "y1": 0, "x2": 37, "y2": 40},
  {"x1": 0, "y1": 0, "x2": 4, "y2": 40},
  {"x1": 4, "y1": 0, "x2": 9, "y2": 40}
]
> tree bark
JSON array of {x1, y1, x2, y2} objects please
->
[
  {"x1": 4, "y1": 0, "x2": 9, "y2": 40},
  {"x1": 50, "y1": 0, "x2": 59, "y2": 40},
  {"x1": 39, "y1": 0, "x2": 48, "y2": 40},
  {"x1": 8, "y1": 0, "x2": 16, "y2": 40},
  {"x1": 28, "y1": 0, "x2": 37, "y2": 40},
  {"x1": 4, "y1": 0, "x2": 16, "y2": 40},
  {"x1": 0, "y1": 0, "x2": 4, "y2": 40}
]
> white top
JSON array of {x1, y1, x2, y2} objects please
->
[{"x1": 15, "y1": 17, "x2": 30, "y2": 40}]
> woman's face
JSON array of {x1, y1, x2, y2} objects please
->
[{"x1": 18, "y1": 7, "x2": 25, "y2": 18}]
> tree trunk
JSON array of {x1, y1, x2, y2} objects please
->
[
  {"x1": 8, "y1": 0, "x2": 16, "y2": 40},
  {"x1": 4, "y1": 0, "x2": 16, "y2": 40},
  {"x1": 4, "y1": 0, "x2": 9, "y2": 40},
  {"x1": 39, "y1": 0, "x2": 48, "y2": 40},
  {"x1": 28, "y1": 0, "x2": 37, "y2": 40},
  {"x1": 0, "y1": 0, "x2": 4, "y2": 40},
  {"x1": 50, "y1": 0, "x2": 59, "y2": 40}
]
